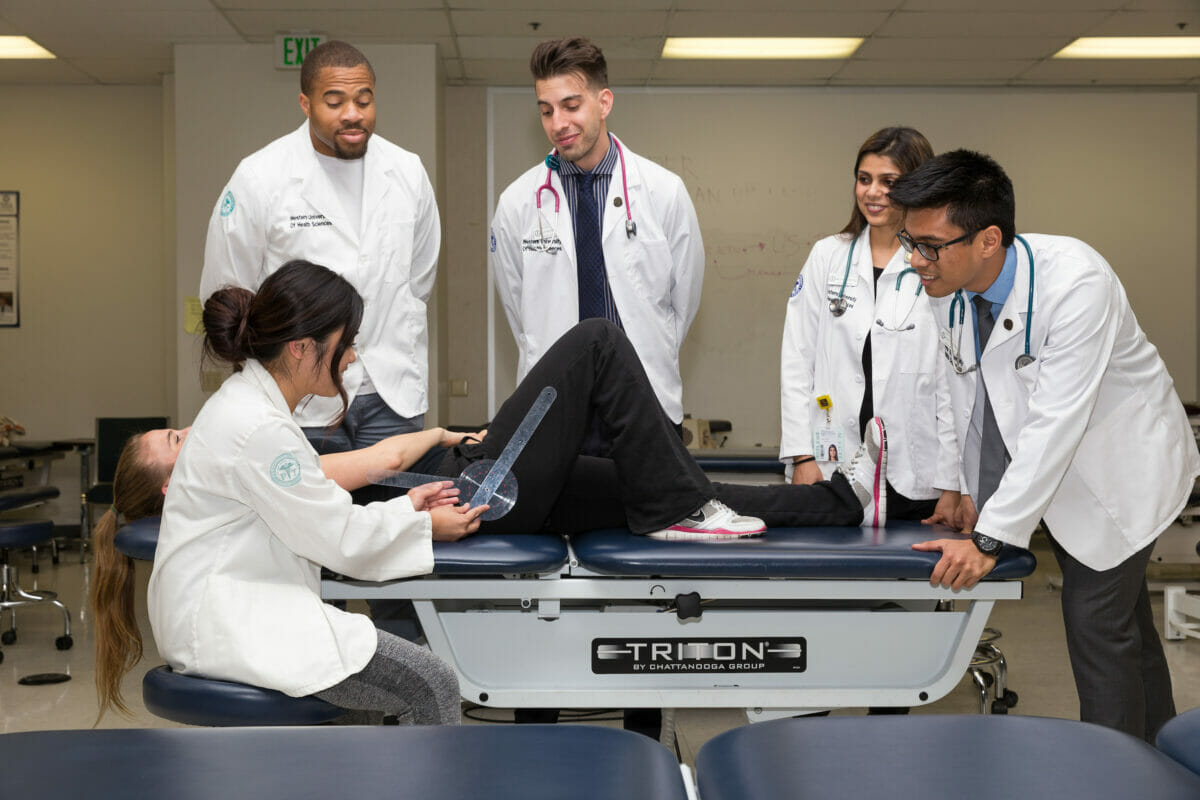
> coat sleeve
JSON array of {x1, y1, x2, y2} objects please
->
[
  {"x1": 663, "y1": 174, "x2": 705, "y2": 345},
  {"x1": 977, "y1": 256, "x2": 1121, "y2": 548},
  {"x1": 779, "y1": 241, "x2": 830, "y2": 464},
  {"x1": 233, "y1": 419, "x2": 434, "y2": 581},
  {"x1": 407, "y1": 162, "x2": 441, "y2": 304},
  {"x1": 489, "y1": 191, "x2": 527, "y2": 348},
  {"x1": 200, "y1": 163, "x2": 270, "y2": 300}
]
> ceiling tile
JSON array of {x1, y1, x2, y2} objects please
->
[
  {"x1": 224, "y1": 10, "x2": 451, "y2": 40},
  {"x1": 903, "y1": 0, "x2": 1122, "y2": 8},
  {"x1": 2, "y1": 9, "x2": 239, "y2": 59},
  {"x1": 0, "y1": 58, "x2": 97, "y2": 84},
  {"x1": 667, "y1": 11, "x2": 889, "y2": 37},
  {"x1": 649, "y1": 58, "x2": 846, "y2": 83},
  {"x1": 451, "y1": 10, "x2": 668, "y2": 38},
  {"x1": 833, "y1": 57, "x2": 1031, "y2": 82},
  {"x1": 216, "y1": 0, "x2": 441, "y2": 8},
  {"x1": 450, "y1": 0, "x2": 672, "y2": 8},
  {"x1": 66, "y1": 56, "x2": 173, "y2": 85},
  {"x1": 455, "y1": 35, "x2": 660, "y2": 60},
  {"x1": 856, "y1": 36, "x2": 1071, "y2": 60},
  {"x1": 877, "y1": 11, "x2": 1112, "y2": 37},
  {"x1": 673, "y1": 0, "x2": 900, "y2": 8},
  {"x1": 1084, "y1": 11, "x2": 1200, "y2": 35},
  {"x1": 1019, "y1": 57, "x2": 1200, "y2": 82}
]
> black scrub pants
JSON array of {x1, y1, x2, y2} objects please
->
[{"x1": 436, "y1": 319, "x2": 863, "y2": 534}]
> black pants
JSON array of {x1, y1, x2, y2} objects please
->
[
  {"x1": 437, "y1": 320, "x2": 861, "y2": 534},
  {"x1": 1048, "y1": 533, "x2": 1175, "y2": 741}
]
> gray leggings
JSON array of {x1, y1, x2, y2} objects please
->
[{"x1": 314, "y1": 628, "x2": 461, "y2": 725}]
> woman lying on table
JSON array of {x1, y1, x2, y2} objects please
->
[{"x1": 92, "y1": 259, "x2": 886, "y2": 725}]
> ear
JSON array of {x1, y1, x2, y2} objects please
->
[
  {"x1": 299, "y1": 91, "x2": 312, "y2": 119},
  {"x1": 286, "y1": 339, "x2": 309, "y2": 361},
  {"x1": 597, "y1": 87, "x2": 614, "y2": 121},
  {"x1": 161, "y1": 477, "x2": 170, "y2": 496},
  {"x1": 978, "y1": 225, "x2": 1004, "y2": 259}
]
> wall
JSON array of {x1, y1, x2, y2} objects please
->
[
  {"x1": 172, "y1": 43, "x2": 443, "y2": 427},
  {"x1": 0, "y1": 84, "x2": 166, "y2": 522}
]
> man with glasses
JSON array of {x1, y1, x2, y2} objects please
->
[{"x1": 889, "y1": 149, "x2": 1199, "y2": 741}]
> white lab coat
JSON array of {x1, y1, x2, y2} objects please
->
[
  {"x1": 147, "y1": 359, "x2": 434, "y2": 697},
  {"x1": 490, "y1": 135, "x2": 703, "y2": 423},
  {"x1": 780, "y1": 230, "x2": 958, "y2": 499},
  {"x1": 201, "y1": 122, "x2": 441, "y2": 427},
  {"x1": 933, "y1": 234, "x2": 1200, "y2": 571}
]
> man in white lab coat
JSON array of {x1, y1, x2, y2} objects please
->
[
  {"x1": 490, "y1": 37, "x2": 704, "y2": 447},
  {"x1": 490, "y1": 35, "x2": 705, "y2": 737},
  {"x1": 892, "y1": 149, "x2": 1200, "y2": 740},
  {"x1": 201, "y1": 40, "x2": 440, "y2": 456}
]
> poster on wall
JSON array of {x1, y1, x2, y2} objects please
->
[{"x1": 0, "y1": 191, "x2": 17, "y2": 327}]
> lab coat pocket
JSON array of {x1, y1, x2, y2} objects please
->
[
  {"x1": 623, "y1": 236, "x2": 673, "y2": 307},
  {"x1": 1072, "y1": 394, "x2": 1182, "y2": 544}
]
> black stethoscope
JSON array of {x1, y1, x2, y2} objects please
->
[
  {"x1": 828, "y1": 237, "x2": 923, "y2": 330},
  {"x1": 535, "y1": 136, "x2": 637, "y2": 242},
  {"x1": 942, "y1": 235, "x2": 1037, "y2": 374}
]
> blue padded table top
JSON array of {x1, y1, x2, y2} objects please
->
[
  {"x1": 114, "y1": 516, "x2": 569, "y2": 575},
  {"x1": 0, "y1": 725, "x2": 688, "y2": 800},
  {"x1": 431, "y1": 533, "x2": 567, "y2": 574},
  {"x1": 0, "y1": 486, "x2": 60, "y2": 513},
  {"x1": 571, "y1": 519, "x2": 1036, "y2": 580},
  {"x1": 696, "y1": 715, "x2": 1200, "y2": 800}
]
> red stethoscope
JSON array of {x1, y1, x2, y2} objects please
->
[{"x1": 536, "y1": 136, "x2": 637, "y2": 239}]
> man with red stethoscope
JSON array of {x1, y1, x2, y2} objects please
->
[
  {"x1": 489, "y1": 34, "x2": 706, "y2": 742},
  {"x1": 490, "y1": 37, "x2": 705, "y2": 455}
]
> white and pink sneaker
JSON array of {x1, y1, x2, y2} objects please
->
[
  {"x1": 839, "y1": 417, "x2": 887, "y2": 527},
  {"x1": 647, "y1": 499, "x2": 766, "y2": 541}
]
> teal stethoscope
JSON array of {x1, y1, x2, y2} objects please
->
[
  {"x1": 828, "y1": 236, "x2": 924, "y2": 331},
  {"x1": 942, "y1": 235, "x2": 1036, "y2": 375}
]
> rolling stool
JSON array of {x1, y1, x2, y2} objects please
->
[
  {"x1": 0, "y1": 519, "x2": 73, "y2": 664},
  {"x1": 0, "y1": 487, "x2": 61, "y2": 574},
  {"x1": 114, "y1": 517, "x2": 341, "y2": 726},
  {"x1": 968, "y1": 627, "x2": 1018, "y2": 714},
  {"x1": 143, "y1": 665, "x2": 343, "y2": 726}
]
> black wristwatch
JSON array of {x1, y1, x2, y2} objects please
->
[{"x1": 972, "y1": 531, "x2": 1003, "y2": 557}]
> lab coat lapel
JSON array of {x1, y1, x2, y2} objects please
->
[
  {"x1": 360, "y1": 145, "x2": 391, "y2": 244},
  {"x1": 981, "y1": 247, "x2": 1029, "y2": 359},
  {"x1": 602, "y1": 135, "x2": 639, "y2": 242},
  {"x1": 551, "y1": 168, "x2": 577, "y2": 270}
]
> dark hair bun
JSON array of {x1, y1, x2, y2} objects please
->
[{"x1": 202, "y1": 286, "x2": 255, "y2": 364}]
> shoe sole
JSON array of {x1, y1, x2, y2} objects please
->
[{"x1": 646, "y1": 529, "x2": 766, "y2": 541}]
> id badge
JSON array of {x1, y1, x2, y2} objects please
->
[{"x1": 814, "y1": 427, "x2": 846, "y2": 463}]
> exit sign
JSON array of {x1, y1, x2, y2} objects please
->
[{"x1": 275, "y1": 34, "x2": 326, "y2": 69}]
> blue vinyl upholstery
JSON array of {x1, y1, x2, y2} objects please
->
[
  {"x1": 572, "y1": 520, "x2": 1036, "y2": 580},
  {"x1": 142, "y1": 665, "x2": 342, "y2": 727},
  {"x1": 697, "y1": 715, "x2": 1200, "y2": 800},
  {"x1": 1158, "y1": 706, "x2": 1200, "y2": 777},
  {"x1": 0, "y1": 725, "x2": 688, "y2": 800}
]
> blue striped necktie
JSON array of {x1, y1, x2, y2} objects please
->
[{"x1": 574, "y1": 172, "x2": 615, "y2": 323}]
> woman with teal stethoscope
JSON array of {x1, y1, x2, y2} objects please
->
[{"x1": 780, "y1": 127, "x2": 961, "y2": 523}]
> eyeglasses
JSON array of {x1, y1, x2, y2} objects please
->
[{"x1": 897, "y1": 228, "x2": 978, "y2": 262}]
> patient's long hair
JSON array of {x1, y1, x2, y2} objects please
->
[{"x1": 90, "y1": 434, "x2": 167, "y2": 721}]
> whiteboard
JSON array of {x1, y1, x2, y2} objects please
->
[{"x1": 488, "y1": 87, "x2": 1198, "y2": 447}]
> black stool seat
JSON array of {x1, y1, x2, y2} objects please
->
[
  {"x1": 142, "y1": 665, "x2": 343, "y2": 727},
  {"x1": 0, "y1": 488, "x2": 59, "y2": 513},
  {"x1": 0, "y1": 520, "x2": 54, "y2": 548}
]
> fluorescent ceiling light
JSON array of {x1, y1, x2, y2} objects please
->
[
  {"x1": 0, "y1": 36, "x2": 55, "y2": 59},
  {"x1": 662, "y1": 37, "x2": 862, "y2": 60},
  {"x1": 1054, "y1": 37, "x2": 1200, "y2": 59}
]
